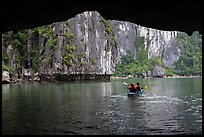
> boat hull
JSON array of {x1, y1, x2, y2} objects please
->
[{"x1": 127, "y1": 89, "x2": 144, "y2": 97}]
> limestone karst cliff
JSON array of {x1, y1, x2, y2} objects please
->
[{"x1": 3, "y1": 11, "x2": 200, "y2": 82}]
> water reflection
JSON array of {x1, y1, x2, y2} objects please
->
[
  {"x1": 139, "y1": 95, "x2": 184, "y2": 134},
  {"x1": 99, "y1": 82, "x2": 113, "y2": 97},
  {"x1": 2, "y1": 78, "x2": 202, "y2": 135}
]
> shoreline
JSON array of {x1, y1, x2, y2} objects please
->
[
  {"x1": 2, "y1": 75, "x2": 202, "y2": 84},
  {"x1": 111, "y1": 75, "x2": 202, "y2": 79}
]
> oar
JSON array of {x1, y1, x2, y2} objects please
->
[
  {"x1": 144, "y1": 85, "x2": 149, "y2": 89},
  {"x1": 123, "y1": 82, "x2": 129, "y2": 86}
]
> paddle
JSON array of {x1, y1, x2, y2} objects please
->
[
  {"x1": 123, "y1": 82, "x2": 129, "y2": 86},
  {"x1": 144, "y1": 85, "x2": 149, "y2": 89}
]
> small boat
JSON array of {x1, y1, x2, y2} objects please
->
[{"x1": 127, "y1": 89, "x2": 144, "y2": 97}]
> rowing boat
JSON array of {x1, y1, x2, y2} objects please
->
[{"x1": 127, "y1": 89, "x2": 144, "y2": 97}]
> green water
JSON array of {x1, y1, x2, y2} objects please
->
[{"x1": 2, "y1": 78, "x2": 202, "y2": 135}]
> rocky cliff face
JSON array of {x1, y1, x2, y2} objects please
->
[
  {"x1": 2, "y1": 11, "x2": 184, "y2": 82},
  {"x1": 109, "y1": 20, "x2": 183, "y2": 67},
  {"x1": 66, "y1": 11, "x2": 118, "y2": 75},
  {"x1": 27, "y1": 11, "x2": 118, "y2": 81},
  {"x1": 137, "y1": 26, "x2": 184, "y2": 68}
]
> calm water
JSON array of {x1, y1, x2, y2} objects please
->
[{"x1": 2, "y1": 78, "x2": 202, "y2": 135}]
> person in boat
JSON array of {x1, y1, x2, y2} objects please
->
[
  {"x1": 135, "y1": 82, "x2": 141, "y2": 93},
  {"x1": 128, "y1": 83, "x2": 137, "y2": 92}
]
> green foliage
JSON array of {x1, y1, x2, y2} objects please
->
[
  {"x1": 165, "y1": 67, "x2": 176, "y2": 76},
  {"x1": 114, "y1": 56, "x2": 164, "y2": 77},
  {"x1": 66, "y1": 20, "x2": 71, "y2": 27},
  {"x1": 114, "y1": 31, "x2": 202, "y2": 77},
  {"x1": 37, "y1": 25, "x2": 57, "y2": 66},
  {"x1": 2, "y1": 25, "x2": 58, "y2": 72},
  {"x1": 63, "y1": 56, "x2": 72, "y2": 67},
  {"x1": 2, "y1": 21, "x2": 201, "y2": 78},
  {"x1": 2, "y1": 31, "x2": 13, "y2": 44},
  {"x1": 30, "y1": 42, "x2": 41, "y2": 70},
  {"x1": 136, "y1": 49, "x2": 148, "y2": 63},
  {"x1": 77, "y1": 52, "x2": 85, "y2": 60},
  {"x1": 112, "y1": 37, "x2": 117, "y2": 45},
  {"x1": 63, "y1": 45, "x2": 76, "y2": 67},
  {"x1": 65, "y1": 32, "x2": 74, "y2": 39},
  {"x1": 2, "y1": 52, "x2": 9, "y2": 63},
  {"x1": 149, "y1": 57, "x2": 164, "y2": 67},
  {"x1": 47, "y1": 37, "x2": 57, "y2": 48},
  {"x1": 135, "y1": 35, "x2": 145, "y2": 50},
  {"x1": 37, "y1": 25, "x2": 57, "y2": 48},
  {"x1": 135, "y1": 35, "x2": 148, "y2": 63},
  {"x1": 100, "y1": 16, "x2": 118, "y2": 49},
  {"x1": 91, "y1": 58, "x2": 96, "y2": 65},
  {"x1": 77, "y1": 52, "x2": 86, "y2": 67},
  {"x1": 100, "y1": 16, "x2": 113, "y2": 34},
  {"x1": 121, "y1": 53, "x2": 134, "y2": 65},
  {"x1": 65, "y1": 20, "x2": 74, "y2": 41},
  {"x1": 2, "y1": 61, "x2": 13, "y2": 74},
  {"x1": 114, "y1": 34, "x2": 164, "y2": 77},
  {"x1": 11, "y1": 30, "x2": 28, "y2": 69},
  {"x1": 114, "y1": 54, "x2": 151, "y2": 77},
  {"x1": 79, "y1": 61, "x2": 86, "y2": 66},
  {"x1": 37, "y1": 25, "x2": 53, "y2": 38},
  {"x1": 62, "y1": 24, "x2": 76, "y2": 67},
  {"x1": 67, "y1": 45, "x2": 76, "y2": 51},
  {"x1": 174, "y1": 32, "x2": 202, "y2": 75}
]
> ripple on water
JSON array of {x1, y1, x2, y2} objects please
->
[
  {"x1": 139, "y1": 95, "x2": 184, "y2": 105},
  {"x1": 110, "y1": 94, "x2": 127, "y2": 99}
]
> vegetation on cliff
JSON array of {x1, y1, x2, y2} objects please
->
[
  {"x1": 113, "y1": 31, "x2": 202, "y2": 77},
  {"x1": 2, "y1": 11, "x2": 202, "y2": 81}
]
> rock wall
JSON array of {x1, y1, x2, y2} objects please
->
[
  {"x1": 2, "y1": 11, "x2": 185, "y2": 82},
  {"x1": 37, "y1": 11, "x2": 117, "y2": 78},
  {"x1": 109, "y1": 20, "x2": 183, "y2": 67}
]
